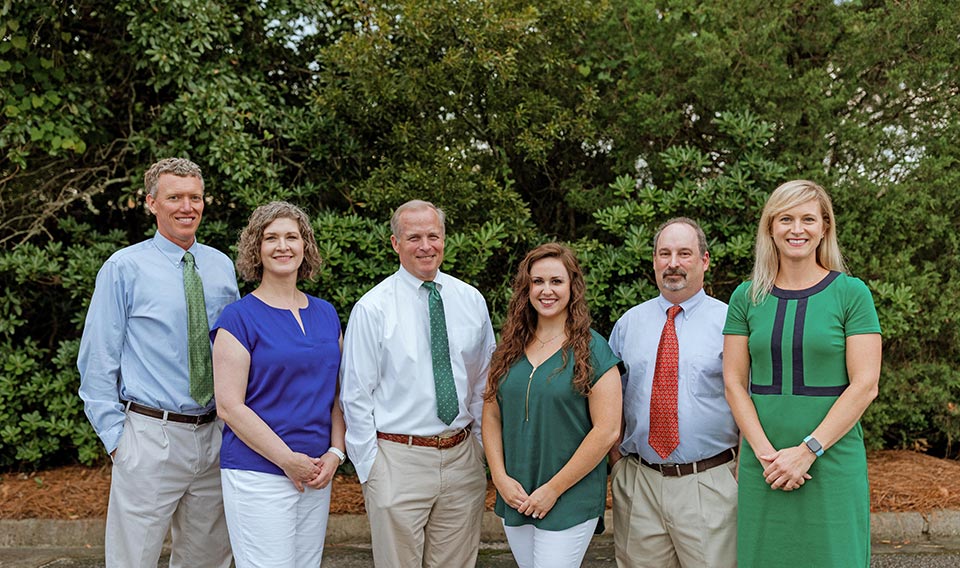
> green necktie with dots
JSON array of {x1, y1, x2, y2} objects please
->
[
  {"x1": 182, "y1": 252, "x2": 214, "y2": 406},
  {"x1": 422, "y1": 281, "x2": 459, "y2": 425}
]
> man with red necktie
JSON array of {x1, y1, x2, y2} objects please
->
[{"x1": 608, "y1": 217, "x2": 739, "y2": 568}]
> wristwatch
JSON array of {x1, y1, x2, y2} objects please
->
[
  {"x1": 327, "y1": 447, "x2": 346, "y2": 465},
  {"x1": 803, "y1": 435, "x2": 824, "y2": 457}
]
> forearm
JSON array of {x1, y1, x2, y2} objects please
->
[
  {"x1": 481, "y1": 400, "x2": 508, "y2": 481},
  {"x1": 808, "y1": 381, "x2": 878, "y2": 451},
  {"x1": 329, "y1": 395, "x2": 346, "y2": 453},
  {"x1": 723, "y1": 335, "x2": 775, "y2": 456},
  {"x1": 607, "y1": 423, "x2": 625, "y2": 465},
  {"x1": 545, "y1": 423, "x2": 619, "y2": 496},
  {"x1": 725, "y1": 382, "x2": 775, "y2": 456},
  {"x1": 808, "y1": 333, "x2": 881, "y2": 451},
  {"x1": 218, "y1": 402, "x2": 296, "y2": 468}
]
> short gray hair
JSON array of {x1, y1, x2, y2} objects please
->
[{"x1": 390, "y1": 200, "x2": 446, "y2": 238}]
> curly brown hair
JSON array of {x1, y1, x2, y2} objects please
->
[
  {"x1": 484, "y1": 243, "x2": 594, "y2": 401},
  {"x1": 235, "y1": 201, "x2": 322, "y2": 282}
]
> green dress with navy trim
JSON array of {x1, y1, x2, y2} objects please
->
[
  {"x1": 723, "y1": 271, "x2": 881, "y2": 567},
  {"x1": 494, "y1": 329, "x2": 620, "y2": 531}
]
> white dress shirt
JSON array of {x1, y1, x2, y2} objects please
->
[{"x1": 340, "y1": 266, "x2": 496, "y2": 482}]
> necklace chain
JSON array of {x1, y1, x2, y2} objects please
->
[{"x1": 534, "y1": 331, "x2": 564, "y2": 348}]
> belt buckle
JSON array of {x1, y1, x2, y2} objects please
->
[
  {"x1": 660, "y1": 463, "x2": 680, "y2": 476},
  {"x1": 433, "y1": 435, "x2": 444, "y2": 448}
]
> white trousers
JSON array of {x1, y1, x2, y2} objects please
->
[
  {"x1": 503, "y1": 517, "x2": 599, "y2": 568},
  {"x1": 221, "y1": 468, "x2": 333, "y2": 568},
  {"x1": 106, "y1": 411, "x2": 231, "y2": 568}
]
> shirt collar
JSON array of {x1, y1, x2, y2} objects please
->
[
  {"x1": 655, "y1": 288, "x2": 707, "y2": 320},
  {"x1": 152, "y1": 232, "x2": 201, "y2": 267},
  {"x1": 396, "y1": 264, "x2": 448, "y2": 292}
]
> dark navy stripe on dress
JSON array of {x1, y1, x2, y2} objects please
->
[
  {"x1": 752, "y1": 271, "x2": 847, "y2": 397},
  {"x1": 751, "y1": 297, "x2": 786, "y2": 395}
]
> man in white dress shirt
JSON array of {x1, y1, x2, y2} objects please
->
[{"x1": 340, "y1": 199, "x2": 496, "y2": 567}]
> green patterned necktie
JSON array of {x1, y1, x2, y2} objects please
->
[
  {"x1": 422, "y1": 281, "x2": 459, "y2": 425},
  {"x1": 182, "y1": 252, "x2": 214, "y2": 406}
]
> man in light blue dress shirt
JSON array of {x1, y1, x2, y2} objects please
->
[
  {"x1": 608, "y1": 218, "x2": 739, "y2": 568},
  {"x1": 78, "y1": 158, "x2": 238, "y2": 568}
]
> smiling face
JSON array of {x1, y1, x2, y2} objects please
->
[
  {"x1": 145, "y1": 173, "x2": 204, "y2": 250},
  {"x1": 771, "y1": 199, "x2": 825, "y2": 264},
  {"x1": 391, "y1": 207, "x2": 445, "y2": 281},
  {"x1": 653, "y1": 222, "x2": 709, "y2": 304},
  {"x1": 527, "y1": 257, "x2": 571, "y2": 322},
  {"x1": 259, "y1": 217, "x2": 304, "y2": 280}
]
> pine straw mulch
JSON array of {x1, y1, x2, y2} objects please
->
[{"x1": 1, "y1": 450, "x2": 958, "y2": 520}]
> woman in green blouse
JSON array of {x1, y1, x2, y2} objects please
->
[{"x1": 482, "y1": 243, "x2": 621, "y2": 568}]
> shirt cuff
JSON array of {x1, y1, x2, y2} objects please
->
[
  {"x1": 354, "y1": 452, "x2": 377, "y2": 484},
  {"x1": 101, "y1": 424, "x2": 124, "y2": 455}
]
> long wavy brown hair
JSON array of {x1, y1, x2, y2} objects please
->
[{"x1": 484, "y1": 243, "x2": 594, "y2": 401}]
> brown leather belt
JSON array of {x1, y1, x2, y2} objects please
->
[
  {"x1": 640, "y1": 447, "x2": 737, "y2": 477},
  {"x1": 377, "y1": 427, "x2": 470, "y2": 449},
  {"x1": 125, "y1": 401, "x2": 217, "y2": 425}
]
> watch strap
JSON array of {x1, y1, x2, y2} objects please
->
[
  {"x1": 327, "y1": 446, "x2": 346, "y2": 465},
  {"x1": 803, "y1": 435, "x2": 824, "y2": 457}
]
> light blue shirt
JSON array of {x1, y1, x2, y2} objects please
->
[
  {"x1": 608, "y1": 289, "x2": 738, "y2": 464},
  {"x1": 78, "y1": 232, "x2": 239, "y2": 453}
]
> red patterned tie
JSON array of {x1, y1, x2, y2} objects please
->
[{"x1": 649, "y1": 305, "x2": 682, "y2": 459}]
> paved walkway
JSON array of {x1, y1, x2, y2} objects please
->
[
  {"x1": 5, "y1": 536, "x2": 960, "y2": 567},
  {"x1": 3, "y1": 511, "x2": 960, "y2": 567}
]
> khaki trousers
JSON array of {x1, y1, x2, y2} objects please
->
[
  {"x1": 362, "y1": 435, "x2": 487, "y2": 567},
  {"x1": 611, "y1": 454, "x2": 737, "y2": 568},
  {"x1": 106, "y1": 411, "x2": 231, "y2": 568}
]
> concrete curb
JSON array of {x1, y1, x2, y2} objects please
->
[
  {"x1": 0, "y1": 512, "x2": 514, "y2": 548},
  {"x1": 2, "y1": 510, "x2": 957, "y2": 548}
]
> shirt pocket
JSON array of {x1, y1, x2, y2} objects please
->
[
  {"x1": 688, "y1": 355, "x2": 725, "y2": 398},
  {"x1": 448, "y1": 324, "x2": 482, "y2": 359}
]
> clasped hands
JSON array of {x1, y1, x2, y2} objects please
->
[
  {"x1": 494, "y1": 474, "x2": 559, "y2": 520},
  {"x1": 282, "y1": 451, "x2": 340, "y2": 492},
  {"x1": 758, "y1": 445, "x2": 816, "y2": 492}
]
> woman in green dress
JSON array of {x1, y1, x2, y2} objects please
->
[
  {"x1": 723, "y1": 180, "x2": 882, "y2": 567},
  {"x1": 482, "y1": 243, "x2": 621, "y2": 568}
]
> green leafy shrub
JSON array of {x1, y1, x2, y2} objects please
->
[{"x1": 0, "y1": 220, "x2": 125, "y2": 468}]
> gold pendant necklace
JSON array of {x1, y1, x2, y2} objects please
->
[{"x1": 533, "y1": 332, "x2": 563, "y2": 348}]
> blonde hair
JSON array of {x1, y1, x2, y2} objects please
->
[{"x1": 750, "y1": 180, "x2": 846, "y2": 304}]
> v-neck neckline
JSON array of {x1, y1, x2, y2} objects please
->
[
  {"x1": 250, "y1": 293, "x2": 308, "y2": 336},
  {"x1": 524, "y1": 345, "x2": 564, "y2": 372}
]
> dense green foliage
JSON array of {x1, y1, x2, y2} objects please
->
[{"x1": 2, "y1": 0, "x2": 959, "y2": 467}]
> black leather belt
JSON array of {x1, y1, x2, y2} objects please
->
[
  {"x1": 125, "y1": 401, "x2": 217, "y2": 425},
  {"x1": 639, "y1": 447, "x2": 737, "y2": 477}
]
